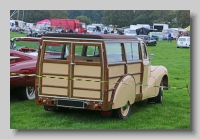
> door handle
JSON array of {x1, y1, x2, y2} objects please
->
[{"x1": 71, "y1": 62, "x2": 76, "y2": 65}]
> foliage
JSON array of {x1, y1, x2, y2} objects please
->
[
  {"x1": 75, "y1": 15, "x2": 92, "y2": 25},
  {"x1": 176, "y1": 10, "x2": 190, "y2": 28},
  {"x1": 68, "y1": 10, "x2": 103, "y2": 23},
  {"x1": 10, "y1": 10, "x2": 190, "y2": 28},
  {"x1": 10, "y1": 10, "x2": 68, "y2": 23}
]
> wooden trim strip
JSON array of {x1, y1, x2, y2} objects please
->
[
  {"x1": 108, "y1": 62, "x2": 126, "y2": 66},
  {"x1": 73, "y1": 75, "x2": 101, "y2": 79},
  {"x1": 43, "y1": 59, "x2": 69, "y2": 64},
  {"x1": 43, "y1": 73, "x2": 68, "y2": 76},
  {"x1": 109, "y1": 74, "x2": 126, "y2": 79},
  {"x1": 73, "y1": 87, "x2": 101, "y2": 91},
  {"x1": 127, "y1": 60, "x2": 143, "y2": 64},
  {"x1": 42, "y1": 85, "x2": 68, "y2": 89}
]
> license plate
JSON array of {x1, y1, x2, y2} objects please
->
[{"x1": 57, "y1": 99, "x2": 84, "y2": 108}]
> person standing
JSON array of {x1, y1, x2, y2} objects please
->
[{"x1": 168, "y1": 32, "x2": 172, "y2": 42}]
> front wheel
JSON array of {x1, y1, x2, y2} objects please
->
[
  {"x1": 114, "y1": 101, "x2": 132, "y2": 119},
  {"x1": 17, "y1": 86, "x2": 35, "y2": 100}
]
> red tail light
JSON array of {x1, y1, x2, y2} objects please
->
[
  {"x1": 37, "y1": 97, "x2": 42, "y2": 104},
  {"x1": 51, "y1": 99, "x2": 55, "y2": 104},
  {"x1": 104, "y1": 89, "x2": 107, "y2": 93},
  {"x1": 84, "y1": 102, "x2": 90, "y2": 108}
]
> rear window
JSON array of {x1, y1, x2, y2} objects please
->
[
  {"x1": 74, "y1": 44, "x2": 100, "y2": 63},
  {"x1": 179, "y1": 38, "x2": 186, "y2": 41},
  {"x1": 44, "y1": 42, "x2": 69, "y2": 60}
]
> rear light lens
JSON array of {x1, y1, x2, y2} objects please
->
[
  {"x1": 94, "y1": 103, "x2": 102, "y2": 109},
  {"x1": 84, "y1": 102, "x2": 90, "y2": 108},
  {"x1": 37, "y1": 97, "x2": 42, "y2": 104},
  {"x1": 42, "y1": 99, "x2": 47, "y2": 104},
  {"x1": 51, "y1": 99, "x2": 55, "y2": 104}
]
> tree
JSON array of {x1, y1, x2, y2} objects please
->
[
  {"x1": 76, "y1": 15, "x2": 92, "y2": 25},
  {"x1": 49, "y1": 10, "x2": 68, "y2": 19},
  {"x1": 176, "y1": 10, "x2": 190, "y2": 28}
]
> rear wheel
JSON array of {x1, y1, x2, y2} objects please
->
[
  {"x1": 17, "y1": 86, "x2": 35, "y2": 100},
  {"x1": 154, "y1": 42, "x2": 157, "y2": 46},
  {"x1": 114, "y1": 101, "x2": 132, "y2": 119}
]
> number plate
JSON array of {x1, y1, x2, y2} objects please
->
[{"x1": 57, "y1": 99, "x2": 84, "y2": 108}]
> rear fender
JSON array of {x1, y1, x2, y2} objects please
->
[{"x1": 112, "y1": 75, "x2": 136, "y2": 109}]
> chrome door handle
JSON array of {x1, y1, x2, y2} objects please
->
[{"x1": 71, "y1": 62, "x2": 76, "y2": 65}]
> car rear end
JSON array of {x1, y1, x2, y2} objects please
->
[
  {"x1": 35, "y1": 35, "x2": 111, "y2": 112},
  {"x1": 177, "y1": 37, "x2": 190, "y2": 48}
]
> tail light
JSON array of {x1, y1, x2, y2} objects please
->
[
  {"x1": 42, "y1": 99, "x2": 47, "y2": 104},
  {"x1": 84, "y1": 102, "x2": 90, "y2": 108},
  {"x1": 94, "y1": 103, "x2": 102, "y2": 109},
  {"x1": 37, "y1": 97, "x2": 42, "y2": 104},
  {"x1": 104, "y1": 89, "x2": 107, "y2": 93},
  {"x1": 51, "y1": 99, "x2": 55, "y2": 104}
]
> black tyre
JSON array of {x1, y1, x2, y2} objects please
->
[
  {"x1": 148, "y1": 80, "x2": 163, "y2": 104},
  {"x1": 114, "y1": 101, "x2": 132, "y2": 119},
  {"x1": 154, "y1": 42, "x2": 157, "y2": 46},
  {"x1": 17, "y1": 86, "x2": 35, "y2": 101}
]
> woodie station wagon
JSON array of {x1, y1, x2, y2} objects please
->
[{"x1": 35, "y1": 33, "x2": 169, "y2": 119}]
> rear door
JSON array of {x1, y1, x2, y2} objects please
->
[
  {"x1": 70, "y1": 43, "x2": 104, "y2": 101},
  {"x1": 39, "y1": 41, "x2": 70, "y2": 97}
]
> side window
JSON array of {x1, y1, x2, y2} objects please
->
[
  {"x1": 105, "y1": 42, "x2": 124, "y2": 63},
  {"x1": 142, "y1": 43, "x2": 147, "y2": 59},
  {"x1": 124, "y1": 42, "x2": 140, "y2": 61}
]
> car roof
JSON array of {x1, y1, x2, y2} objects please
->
[{"x1": 43, "y1": 33, "x2": 139, "y2": 40}]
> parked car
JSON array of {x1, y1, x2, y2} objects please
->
[
  {"x1": 10, "y1": 37, "x2": 41, "y2": 100},
  {"x1": 35, "y1": 33, "x2": 169, "y2": 119},
  {"x1": 135, "y1": 35, "x2": 157, "y2": 46},
  {"x1": 176, "y1": 36, "x2": 190, "y2": 48}
]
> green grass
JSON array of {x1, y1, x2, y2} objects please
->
[{"x1": 10, "y1": 32, "x2": 190, "y2": 130}]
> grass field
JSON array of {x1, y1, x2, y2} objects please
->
[{"x1": 10, "y1": 32, "x2": 190, "y2": 130}]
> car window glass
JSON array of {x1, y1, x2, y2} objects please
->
[
  {"x1": 44, "y1": 43, "x2": 68, "y2": 60},
  {"x1": 74, "y1": 45, "x2": 100, "y2": 62},
  {"x1": 105, "y1": 42, "x2": 124, "y2": 63},
  {"x1": 179, "y1": 38, "x2": 186, "y2": 41},
  {"x1": 124, "y1": 42, "x2": 140, "y2": 61}
]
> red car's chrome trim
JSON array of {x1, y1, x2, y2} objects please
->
[{"x1": 10, "y1": 75, "x2": 25, "y2": 78}]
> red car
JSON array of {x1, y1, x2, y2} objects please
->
[{"x1": 10, "y1": 37, "x2": 41, "y2": 100}]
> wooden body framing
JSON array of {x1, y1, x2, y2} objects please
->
[{"x1": 35, "y1": 34, "x2": 168, "y2": 111}]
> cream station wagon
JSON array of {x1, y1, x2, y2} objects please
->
[{"x1": 35, "y1": 33, "x2": 169, "y2": 119}]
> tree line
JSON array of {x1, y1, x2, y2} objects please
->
[{"x1": 10, "y1": 10, "x2": 190, "y2": 28}]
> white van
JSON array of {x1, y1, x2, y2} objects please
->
[{"x1": 177, "y1": 36, "x2": 190, "y2": 48}]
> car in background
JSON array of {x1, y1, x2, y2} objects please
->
[
  {"x1": 135, "y1": 35, "x2": 157, "y2": 46},
  {"x1": 10, "y1": 37, "x2": 41, "y2": 100},
  {"x1": 177, "y1": 36, "x2": 190, "y2": 48}
]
